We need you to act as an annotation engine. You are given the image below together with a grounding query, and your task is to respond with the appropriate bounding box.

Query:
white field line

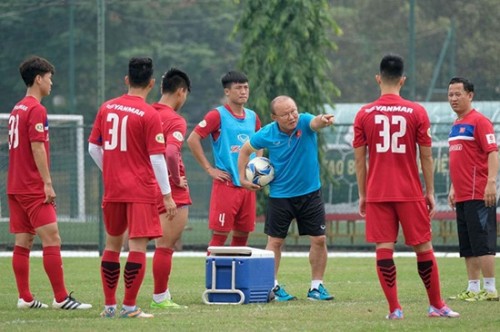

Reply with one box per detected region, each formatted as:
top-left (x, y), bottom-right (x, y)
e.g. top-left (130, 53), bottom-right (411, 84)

top-left (0, 251), bottom-right (468, 258)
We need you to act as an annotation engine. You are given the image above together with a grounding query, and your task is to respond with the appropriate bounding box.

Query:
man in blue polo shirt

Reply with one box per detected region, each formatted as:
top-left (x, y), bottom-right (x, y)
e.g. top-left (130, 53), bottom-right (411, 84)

top-left (238, 95), bottom-right (335, 301)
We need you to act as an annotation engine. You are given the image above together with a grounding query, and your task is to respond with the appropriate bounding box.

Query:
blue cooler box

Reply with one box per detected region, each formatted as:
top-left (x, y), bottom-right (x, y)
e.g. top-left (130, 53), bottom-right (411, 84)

top-left (203, 246), bottom-right (274, 304)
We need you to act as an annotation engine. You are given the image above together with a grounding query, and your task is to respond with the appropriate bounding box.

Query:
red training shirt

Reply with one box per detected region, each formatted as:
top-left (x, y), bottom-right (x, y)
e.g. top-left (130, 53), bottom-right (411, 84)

top-left (353, 94), bottom-right (432, 202)
top-left (448, 109), bottom-right (498, 202)
top-left (7, 96), bottom-right (50, 195)
top-left (88, 94), bottom-right (165, 203)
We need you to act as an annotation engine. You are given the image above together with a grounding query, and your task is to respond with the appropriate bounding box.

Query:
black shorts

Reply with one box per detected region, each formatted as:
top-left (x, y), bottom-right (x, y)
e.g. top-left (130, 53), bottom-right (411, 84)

top-left (455, 200), bottom-right (497, 257)
top-left (264, 189), bottom-right (326, 239)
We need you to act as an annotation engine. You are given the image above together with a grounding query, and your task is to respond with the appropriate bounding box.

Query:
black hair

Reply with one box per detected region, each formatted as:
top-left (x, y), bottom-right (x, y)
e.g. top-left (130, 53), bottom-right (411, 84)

top-left (128, 57), bottom-right (153, 88)
top-left (161, 67), bottom-right (191, 94)
top-left (19, 56), bottom-right (55, 87)
top-left (221, 70), bottom-right (248, 89)
top-left (379, 54), bottom-right (404, 83)
top-left (449, 77), bottom-right (474, 93)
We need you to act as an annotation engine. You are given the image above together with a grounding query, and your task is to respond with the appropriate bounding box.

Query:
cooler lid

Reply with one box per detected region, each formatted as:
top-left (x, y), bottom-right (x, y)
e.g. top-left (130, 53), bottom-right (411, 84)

top-left (207, 246), bottom-right (274, 258)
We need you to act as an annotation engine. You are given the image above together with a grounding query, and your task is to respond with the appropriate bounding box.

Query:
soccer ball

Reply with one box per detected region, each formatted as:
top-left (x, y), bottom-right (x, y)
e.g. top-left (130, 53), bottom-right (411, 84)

top-left (245, 157), bottom-right (275, 187)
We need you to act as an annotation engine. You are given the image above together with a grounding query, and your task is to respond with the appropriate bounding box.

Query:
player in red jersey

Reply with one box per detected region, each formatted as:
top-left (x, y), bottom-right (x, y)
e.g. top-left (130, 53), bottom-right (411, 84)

top-left (353, 54), bottom-right (458, 319)
top-left (88, 57), bottom-right (176, 319)
top-left (447, 77), bottom-right (498, 302)
top-left (187, 71), bottom-right (261, 250)
top-left (7, 56), bottom-right (91, 310)
top-left (150, 68), bottom-right (191, 309)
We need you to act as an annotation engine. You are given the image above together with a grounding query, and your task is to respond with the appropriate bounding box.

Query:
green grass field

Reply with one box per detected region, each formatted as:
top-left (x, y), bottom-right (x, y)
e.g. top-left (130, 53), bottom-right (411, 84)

top-left (0, 256), bottom-right (499, 331)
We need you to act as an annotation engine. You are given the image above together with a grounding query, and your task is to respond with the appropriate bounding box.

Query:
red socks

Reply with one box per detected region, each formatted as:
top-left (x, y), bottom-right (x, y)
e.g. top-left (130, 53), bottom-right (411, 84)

top-left (123, 251), bottom-right (146, 307)
top-left (417, 250), bottom-right (444, 309)
top-left (101, 250), bottom-right (121, 305)
top-left (208, 233), bottom-right (227, 247)
top-left (376, 248), bottom-right (401, 312)
top-left (12, 246), bottom-right (32, 302)
top-left (153, 247), bottom-right (174, 294)
top-left (230, 235), bottom-right (248, 246)
top-left (43, 246), bottom-right (68, 302)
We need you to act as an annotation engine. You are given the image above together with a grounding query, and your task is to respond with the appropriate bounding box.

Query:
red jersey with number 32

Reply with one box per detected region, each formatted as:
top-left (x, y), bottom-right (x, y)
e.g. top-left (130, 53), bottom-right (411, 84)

top-left (7, 96), bottom-right (50, 195)
top-left (88, 94), bottom-right (165, 203)
top-left (353, 94), bottom-right (432, 202)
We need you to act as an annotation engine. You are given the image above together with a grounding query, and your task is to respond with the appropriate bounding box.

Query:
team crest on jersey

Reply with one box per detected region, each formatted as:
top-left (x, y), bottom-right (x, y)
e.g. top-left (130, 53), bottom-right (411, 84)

top-left (35, 123), bottom-right (44, 132)
top-left (237, 134), bottom-right (249, 143)
top-left (173, 131), bottom-right (184, 142)
top-left (486, 134), bottom-right (496, 144)
top-left (198, 120), bottom-right (207, 128)
top-left (156, 133), bottom-right (165, 143)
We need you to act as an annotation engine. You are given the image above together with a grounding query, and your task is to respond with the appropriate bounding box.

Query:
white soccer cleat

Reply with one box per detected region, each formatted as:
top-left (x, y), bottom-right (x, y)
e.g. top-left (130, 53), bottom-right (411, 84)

top-left (17, 298), bottom-right (48, 309)
top-left (52, 292), bottom-right (92, 310)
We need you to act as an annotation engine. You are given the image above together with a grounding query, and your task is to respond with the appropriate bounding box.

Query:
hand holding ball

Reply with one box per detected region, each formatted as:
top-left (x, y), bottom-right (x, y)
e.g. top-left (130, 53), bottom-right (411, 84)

top-left (245, 157), bottom-right (275, 187)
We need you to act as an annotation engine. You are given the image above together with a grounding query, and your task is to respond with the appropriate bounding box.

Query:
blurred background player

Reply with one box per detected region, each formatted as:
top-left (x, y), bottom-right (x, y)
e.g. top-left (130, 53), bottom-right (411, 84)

top-left (150, 68), bottom-right (192, 309)
top-left (353, 54), bottom-right (458, 319)
top-left (187, 71), bottom-right (261, 250)
top-left (7, 55), bottom-right (91, 310)
top-left (238, 95), bottom-right (335, 302)
top-left (447, 77), bottom-right (498, 302)
top-left (88, 57), bottom-right (176, 318)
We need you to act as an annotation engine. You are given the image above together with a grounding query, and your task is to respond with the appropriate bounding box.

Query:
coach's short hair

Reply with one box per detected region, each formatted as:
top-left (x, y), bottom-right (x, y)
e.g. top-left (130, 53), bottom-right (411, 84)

top-left (449, 77), bottom-right (474, 93)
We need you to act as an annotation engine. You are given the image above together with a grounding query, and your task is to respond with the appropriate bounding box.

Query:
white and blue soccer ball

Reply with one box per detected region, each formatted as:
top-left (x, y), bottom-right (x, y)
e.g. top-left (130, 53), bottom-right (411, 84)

top-left (245, 156), bottom-right (275, 187)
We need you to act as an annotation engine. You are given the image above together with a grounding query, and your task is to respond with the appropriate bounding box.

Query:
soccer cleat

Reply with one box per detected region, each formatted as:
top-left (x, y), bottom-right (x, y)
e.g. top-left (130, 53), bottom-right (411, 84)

top-left (307, 284), bottom-right (334, 301)
top-left (386, 308), bottom-right (404, 320)
top-left (272, 285), bottom-right (297, 302)
top-left (150, 299), bottom-right (187, 309)
top-left (119, 307), bottom-right (154, 318)
top-left (100, 306), bottom-right (116, 318)
top-left (465, 289), bottom-right (499, 302)
top-left (17, 298), bottom-right (48, 309)
top-left (448, 290), bottom-right (478, 301)
top-left (428, 304), bottom-right (460, 318)
top-left (52, 292), bottom-right (92, 310)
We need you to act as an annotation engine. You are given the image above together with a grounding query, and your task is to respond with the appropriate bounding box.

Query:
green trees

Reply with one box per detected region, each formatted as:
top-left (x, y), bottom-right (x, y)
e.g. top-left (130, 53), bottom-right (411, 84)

top-left (235, 0), bottom-right (341, 214)
top-left (236, 0), bottom-right (341, 123)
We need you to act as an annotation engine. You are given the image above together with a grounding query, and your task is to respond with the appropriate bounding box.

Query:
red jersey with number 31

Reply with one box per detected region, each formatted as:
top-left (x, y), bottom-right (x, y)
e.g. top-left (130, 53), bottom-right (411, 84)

top-left (7, 96), bottom-right (50, 195)
top-left (353, 94), bottom-right (432, 202)
top-left (88, 94), bottom-right (165, 203)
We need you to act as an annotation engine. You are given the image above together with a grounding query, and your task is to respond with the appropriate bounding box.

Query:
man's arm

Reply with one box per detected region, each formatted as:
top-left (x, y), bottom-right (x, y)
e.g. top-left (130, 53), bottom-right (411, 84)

top-left (354, 146), bottom-right (367, 217)
top-left (31, 142), bottom-right (55, 203)
top-left (310, 113), bottom-right (335, 131)
top-left (237, 142), bottom-right (261, 191)
top-left (88, 142), bottom-right (103, 171)
top-left (419, 145), bottom-right (436, 217)
top-left (150, 153), bottom-right (176, 217)
top-left (484, 150), bottom-right (498, 207)
top-left (186, 130), bottom-right (231, 182)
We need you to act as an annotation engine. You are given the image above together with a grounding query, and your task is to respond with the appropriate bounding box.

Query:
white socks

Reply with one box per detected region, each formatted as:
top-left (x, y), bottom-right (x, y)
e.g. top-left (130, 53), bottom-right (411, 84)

top-left (311, 280), bottom-right (323, 290)
top-left (483, 278), bottom-right (497, 293)
top-left (467, 280), bottom-right (480, 293)
top-left (153, 289), bottom-right (171, 303)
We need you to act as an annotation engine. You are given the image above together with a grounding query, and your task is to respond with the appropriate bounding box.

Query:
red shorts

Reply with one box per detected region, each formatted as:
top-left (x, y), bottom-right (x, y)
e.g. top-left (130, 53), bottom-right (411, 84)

top-left (156, 184), bottom-right (192, 214)
top-left (365, 200), bottom-right (431, 246)
top-left (8, 194), bottom-right (57, 234)
top-left (208, 180), bottom-right (256, 233)
top-left (102, 201), bottom-right (162, 239)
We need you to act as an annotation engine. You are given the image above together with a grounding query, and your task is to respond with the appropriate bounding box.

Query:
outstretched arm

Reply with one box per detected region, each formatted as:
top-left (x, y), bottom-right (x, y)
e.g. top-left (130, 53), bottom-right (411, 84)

top-left (310, 113), bottom-right (335, 131)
